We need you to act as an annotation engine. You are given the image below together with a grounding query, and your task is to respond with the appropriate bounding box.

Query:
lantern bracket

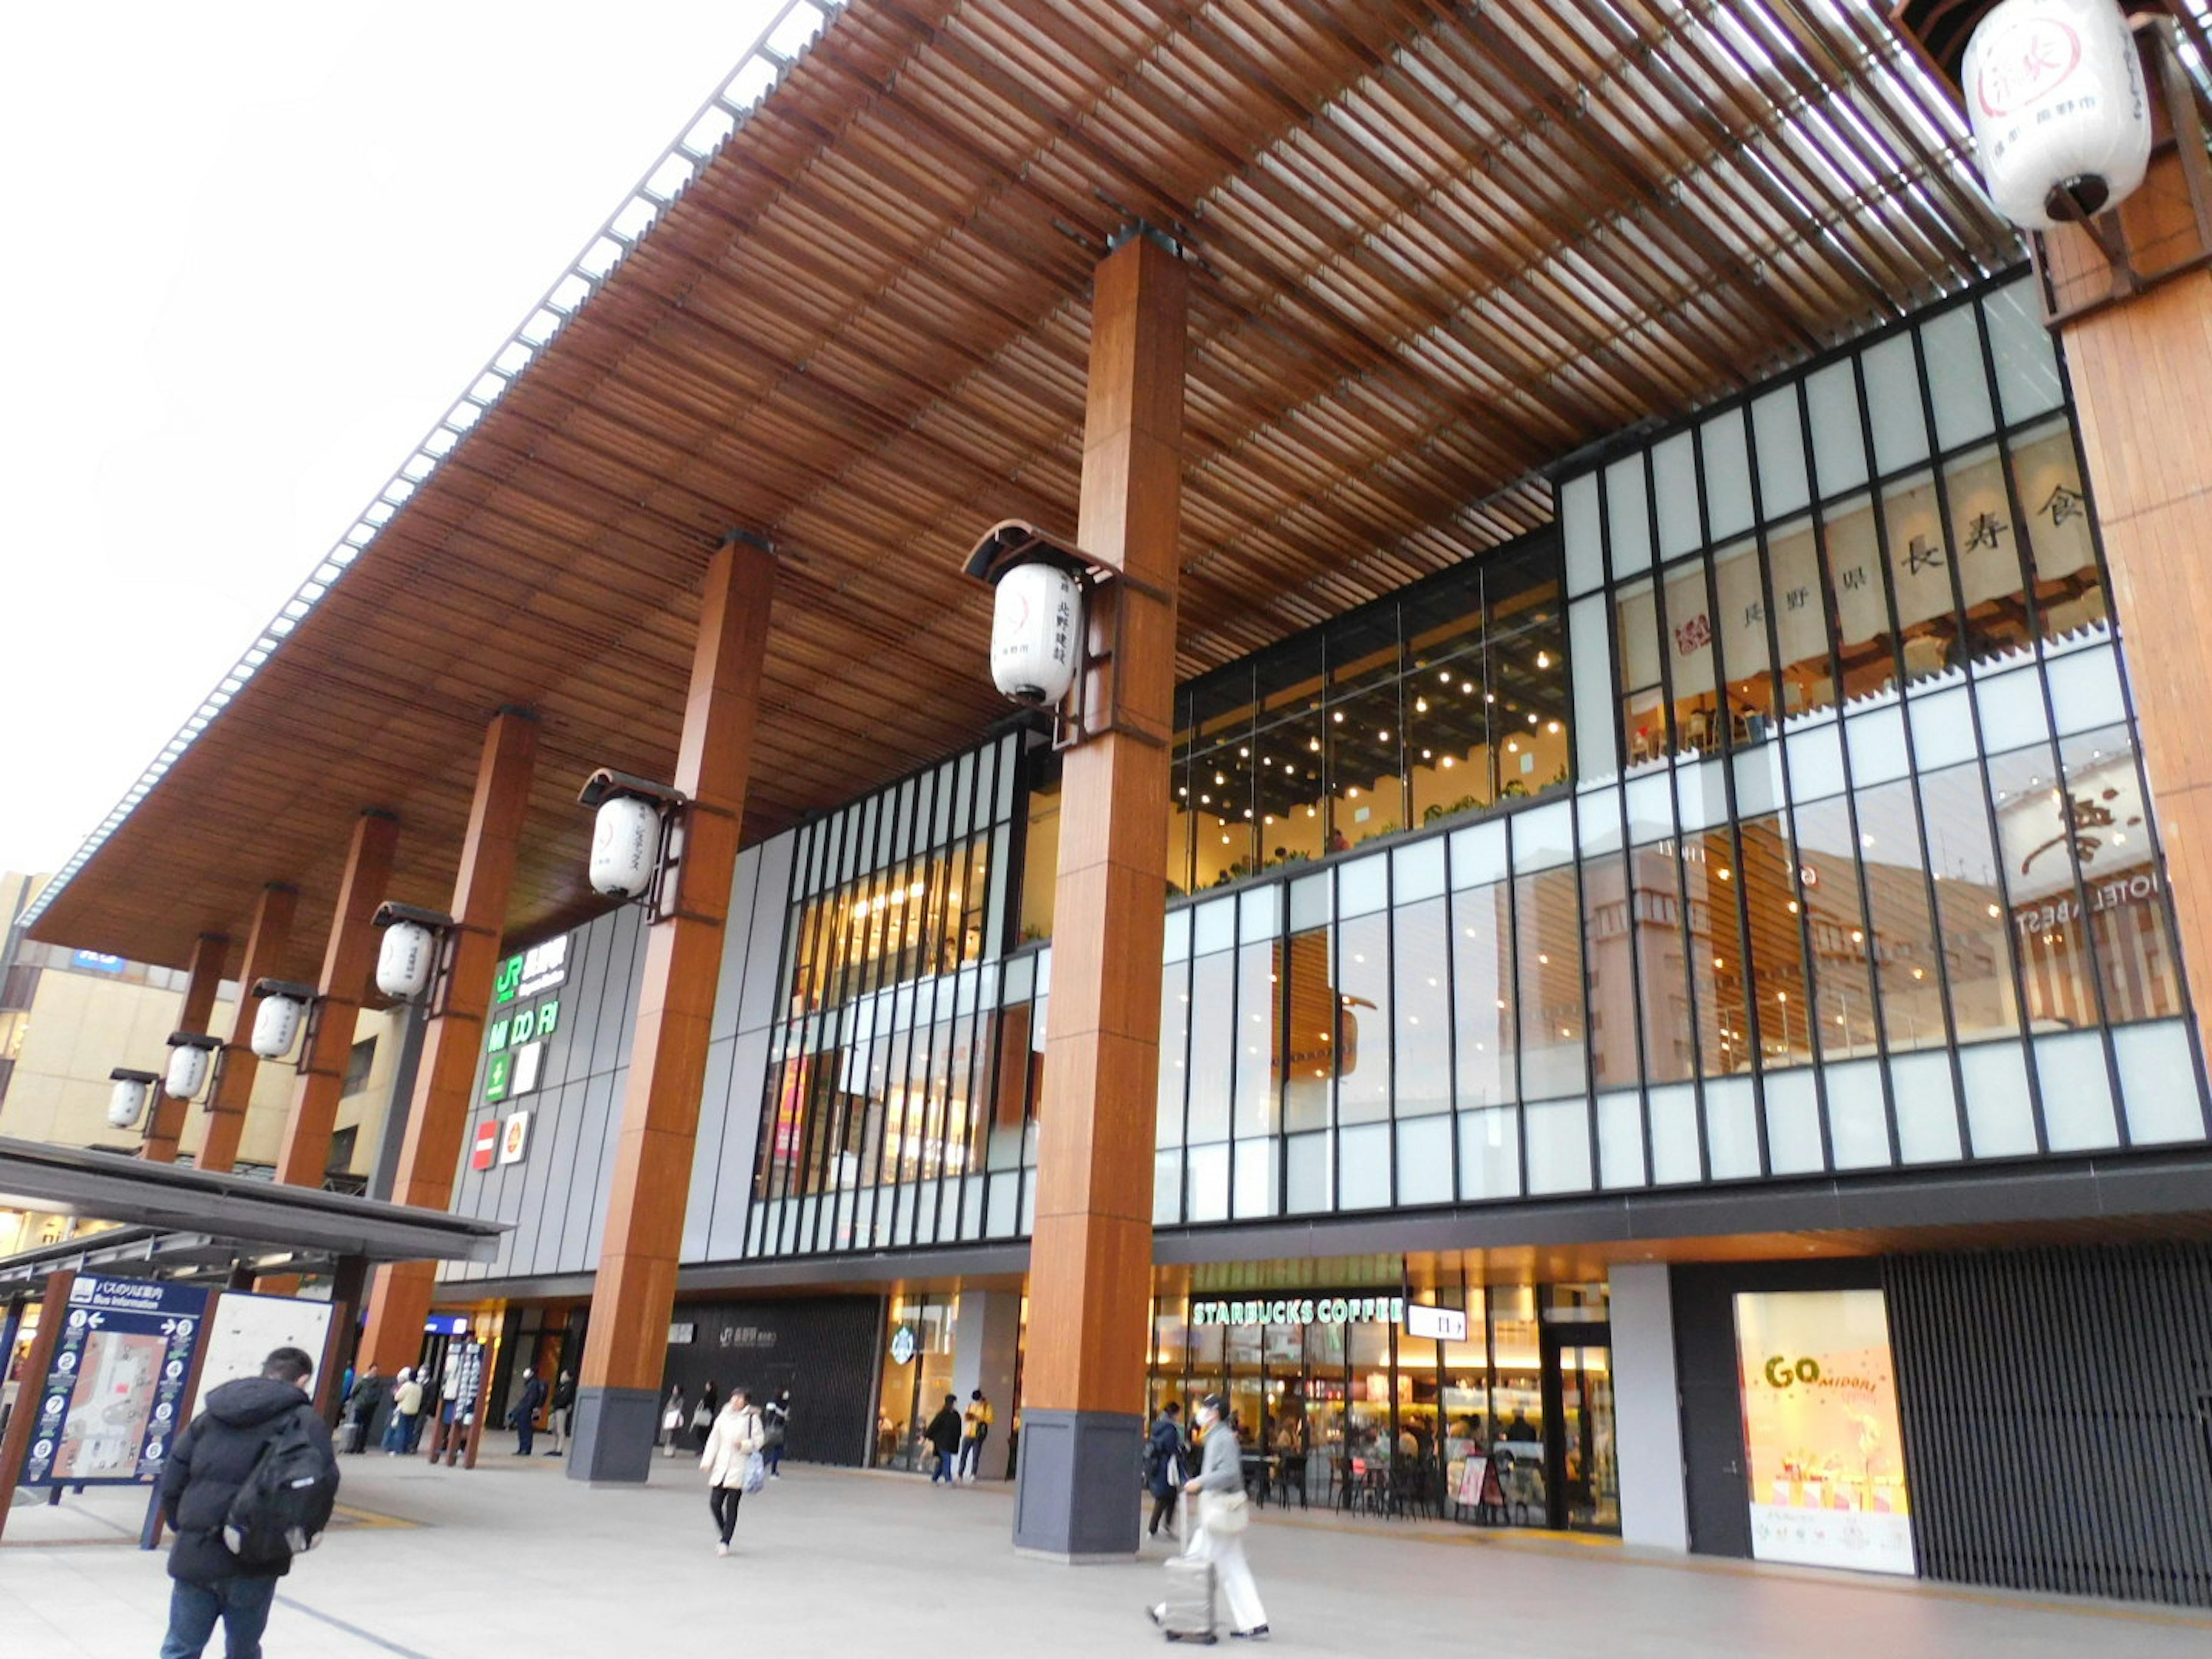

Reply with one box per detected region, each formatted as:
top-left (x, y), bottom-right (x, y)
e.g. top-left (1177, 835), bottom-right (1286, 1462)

top-left (2029, 17), bottom-right (2212, 326)
top-left (960, 520), bottom-right (1173, 752)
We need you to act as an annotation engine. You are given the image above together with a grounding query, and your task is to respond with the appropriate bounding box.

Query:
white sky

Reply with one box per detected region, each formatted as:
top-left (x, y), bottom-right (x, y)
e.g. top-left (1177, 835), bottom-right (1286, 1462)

top-left (0, 0), bottom-right (791, 877)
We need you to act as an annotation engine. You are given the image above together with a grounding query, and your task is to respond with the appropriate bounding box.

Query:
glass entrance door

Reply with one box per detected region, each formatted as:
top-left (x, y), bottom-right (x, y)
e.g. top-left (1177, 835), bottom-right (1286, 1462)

top-left (1540, 1323), bottom-right (1619, 1533)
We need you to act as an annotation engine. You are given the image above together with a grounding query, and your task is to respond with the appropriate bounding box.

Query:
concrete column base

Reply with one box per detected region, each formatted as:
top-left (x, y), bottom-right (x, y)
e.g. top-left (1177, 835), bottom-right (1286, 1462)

top-left (1010, 1407), bottom-right (1143, 1560)
top-left (566, 1384), bottom-right (660, 1485)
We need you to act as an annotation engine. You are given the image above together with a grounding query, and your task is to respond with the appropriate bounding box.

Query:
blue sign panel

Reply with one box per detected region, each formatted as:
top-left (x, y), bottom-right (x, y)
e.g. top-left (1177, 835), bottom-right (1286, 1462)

top-left (423, 1314), bottom-right (472, 1336)
top-left (70, 950), bottom-right (127, 974)
top-left (23, 1277), bottom-right (209, 1487)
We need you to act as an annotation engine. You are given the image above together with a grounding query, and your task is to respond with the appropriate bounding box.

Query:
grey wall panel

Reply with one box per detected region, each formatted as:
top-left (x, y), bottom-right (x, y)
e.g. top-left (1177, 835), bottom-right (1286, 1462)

top-left (1887, 1244), bottom-right (2212, 1607)
top-left (522, 1080), bottom-right (586, 1278)
top-left (711, 844), bottom-right (763, 1043)
top-left (681, 1035), bottom-right (737, 1263)
top-left (703, 1024), bottom-right (772, 1262)
top-left (737, 832), bottom-right (796, 1037)
top-left (582, 1063), bottom-right (630, 1264)
top-left (558, 1070), bottom-right (619, 1268)
top-left (589, 909), bottom-right (645, 1077)
top-left (664, 1295), bottom-right (882, 1468)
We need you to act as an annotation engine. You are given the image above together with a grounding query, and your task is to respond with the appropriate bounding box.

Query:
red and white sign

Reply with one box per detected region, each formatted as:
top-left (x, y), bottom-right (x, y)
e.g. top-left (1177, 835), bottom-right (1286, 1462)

top-left (469, 1120), bottom-right (498, 1172)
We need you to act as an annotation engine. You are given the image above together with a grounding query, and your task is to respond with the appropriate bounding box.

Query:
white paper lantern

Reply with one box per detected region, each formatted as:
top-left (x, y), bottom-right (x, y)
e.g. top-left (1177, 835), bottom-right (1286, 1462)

top-left (108, 1075), bottom-right (151, 1130)
top-left (990, 560), bottom-right (1083, 704)
top-left (164, 1043), bottom-right (211, 1100)
top-left (376, 919), bottom-right (438, 1000)
top-left (1965, 0), bottom-right (2152, 230)
top-left (590, 794), bottom-right (662, 898)
top-left (251, 993), bottom-right (304, 1060)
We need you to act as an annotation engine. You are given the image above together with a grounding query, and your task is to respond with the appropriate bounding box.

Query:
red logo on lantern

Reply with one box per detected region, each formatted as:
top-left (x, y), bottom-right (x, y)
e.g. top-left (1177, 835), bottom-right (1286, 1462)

top-left (1975, 18), bottom-right (2082, 119)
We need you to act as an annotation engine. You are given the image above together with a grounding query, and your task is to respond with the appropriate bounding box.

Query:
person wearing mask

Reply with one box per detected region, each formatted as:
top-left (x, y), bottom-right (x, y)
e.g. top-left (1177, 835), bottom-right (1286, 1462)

top-left (699, 1388), bottom-right (767, 1556)
top-left (384, 1368), bottom-right (423, 1456)
top-left (1150, 1394), bottom-right (1269, 1642)
top-left (957, 1389), bottom-right (995, 1482)
top-left (763, 1388), bottom-right (791, 1479)
top-left (924, 1393), bottom-right (964, 1484)
top-left (509, 1368), bottom-right (548, 1456)
top-left (158, 1346), bottom-right (340, 1659)
top-left (544, 1370), bottom-right (576, 1456)
top-left (1146, 1400), bottom-right (1187, 1541)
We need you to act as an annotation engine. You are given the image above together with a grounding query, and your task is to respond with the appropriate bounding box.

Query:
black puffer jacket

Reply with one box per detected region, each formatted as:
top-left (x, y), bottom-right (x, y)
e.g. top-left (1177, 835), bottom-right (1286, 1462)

top-left (160, 1377), bottom-right (339, 1584)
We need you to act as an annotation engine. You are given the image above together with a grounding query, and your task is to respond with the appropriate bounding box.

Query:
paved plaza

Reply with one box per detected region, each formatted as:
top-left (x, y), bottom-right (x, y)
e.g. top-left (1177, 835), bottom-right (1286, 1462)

top-left (5, 1450), bottom-right (2209, 1657)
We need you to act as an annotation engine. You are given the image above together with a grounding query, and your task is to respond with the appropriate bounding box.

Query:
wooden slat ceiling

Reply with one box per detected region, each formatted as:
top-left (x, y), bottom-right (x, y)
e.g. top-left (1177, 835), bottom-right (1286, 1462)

top-left (32, 0), bottom-right (2020, 974)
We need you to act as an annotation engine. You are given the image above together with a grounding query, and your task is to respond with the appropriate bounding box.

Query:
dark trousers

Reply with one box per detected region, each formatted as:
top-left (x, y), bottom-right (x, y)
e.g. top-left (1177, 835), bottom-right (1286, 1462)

top-left (516, 1417), bottom-right (536, 1456)
top-left (161, 1575), bottom-right (277, 1659)
top-left (1149, 1485), bottom-right (1180, 1537)
top-left (931, 1449), bottom-right (955, 1483)
top-left (710, 1484), bottom-right (744, 1544)
top-left (765, 1441), bottom-right (783, 1474)
top-left (958, 1424), bottom-right (990, 1478)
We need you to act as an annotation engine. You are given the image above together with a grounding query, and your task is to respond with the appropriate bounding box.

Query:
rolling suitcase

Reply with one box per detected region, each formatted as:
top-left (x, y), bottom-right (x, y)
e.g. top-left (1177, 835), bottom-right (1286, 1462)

top-left (1158, 1552), bottom-right (1218, 1644)
top-left (339, 1419), bottom-right (365, 1455)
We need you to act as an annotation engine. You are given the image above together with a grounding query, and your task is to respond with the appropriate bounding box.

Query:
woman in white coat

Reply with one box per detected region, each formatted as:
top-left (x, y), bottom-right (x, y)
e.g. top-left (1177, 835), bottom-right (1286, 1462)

top-left (699, 1387), bottom-right (767, 1555)
top-left (1154, 1393), bottom-right (1269, 1640)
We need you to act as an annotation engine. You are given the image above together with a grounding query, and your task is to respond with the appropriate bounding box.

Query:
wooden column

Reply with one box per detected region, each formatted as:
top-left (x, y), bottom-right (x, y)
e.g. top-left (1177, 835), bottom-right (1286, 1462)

top-left (570, 536), bottom-right (775, 1483)
top-left (1012, 230), bottom-right (1185, 1559)
top-left (2046, 150), bottom-right (2212, 1089)
top-left (196, 884), bottom-right (298, 1174)
top-left (142, 931), bottom-right (229, 1163)
top-left (359, 709), bottom-right (537, 1376)
top-left (275, 810), bottom-right (400, 1187)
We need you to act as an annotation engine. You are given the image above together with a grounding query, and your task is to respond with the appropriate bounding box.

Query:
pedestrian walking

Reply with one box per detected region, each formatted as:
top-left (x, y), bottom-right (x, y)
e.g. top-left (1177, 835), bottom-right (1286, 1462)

top-left (699, 1388), bottom-right (768, 1556)
top-left (925, 1393), bottom-right (964, 1484)
top-left (1145, 1400), bottom-right (1187, 1540)
top-left (384, 1367), bottom-right (423, 1456)
top-left (544, 1370), bottom-right (576, 1456)
top-left (1149, 1393), bottom-right (1268, 1641)
top-left (661, 1385), bottom-right (688, 1457)
top-left (957, 1389), bottom-right (995, 1481)
top-left (692, 1380), bottom-right (719, 1450)
top-left (158, 1346), bottom-right (340, 1659)
top-left (509, 1367), bottom-right (549, 1456)
top-left (339, 1363), bottom-right (387, 1455)
top-left (763, 1388), bottom-right (791, 1478)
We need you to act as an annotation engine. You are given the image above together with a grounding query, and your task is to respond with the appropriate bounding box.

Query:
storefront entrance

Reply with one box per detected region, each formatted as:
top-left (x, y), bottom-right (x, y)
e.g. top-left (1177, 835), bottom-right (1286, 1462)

top-left (1540, 1321), bottom-right (1619, 1533)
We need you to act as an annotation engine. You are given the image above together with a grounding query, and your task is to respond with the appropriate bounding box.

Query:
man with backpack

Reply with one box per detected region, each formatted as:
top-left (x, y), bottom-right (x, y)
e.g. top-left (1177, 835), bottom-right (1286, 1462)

top-left (158, 1346), bottom-right (341, 1659)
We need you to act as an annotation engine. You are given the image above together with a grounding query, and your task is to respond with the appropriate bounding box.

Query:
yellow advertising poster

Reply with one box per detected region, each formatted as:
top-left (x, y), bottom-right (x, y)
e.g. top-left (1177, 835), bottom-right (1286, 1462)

top-left (1733, 1289), bottom-right (1916, 1575)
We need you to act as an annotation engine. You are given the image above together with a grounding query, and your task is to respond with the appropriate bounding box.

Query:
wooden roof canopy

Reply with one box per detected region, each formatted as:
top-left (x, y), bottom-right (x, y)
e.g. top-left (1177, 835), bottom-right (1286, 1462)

top-left (31, 0), bottom-right (2023, 975)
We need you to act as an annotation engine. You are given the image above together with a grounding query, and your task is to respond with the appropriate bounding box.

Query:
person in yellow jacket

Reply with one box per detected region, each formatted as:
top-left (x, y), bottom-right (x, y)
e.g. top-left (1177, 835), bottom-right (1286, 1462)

top-left (957, 1389), bottom-right (995, 1482)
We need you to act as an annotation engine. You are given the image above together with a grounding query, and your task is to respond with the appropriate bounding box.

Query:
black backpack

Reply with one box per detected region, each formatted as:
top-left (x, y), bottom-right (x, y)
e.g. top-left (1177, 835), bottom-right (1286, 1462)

top-left (223, 1409), bottom-right (335, 1567)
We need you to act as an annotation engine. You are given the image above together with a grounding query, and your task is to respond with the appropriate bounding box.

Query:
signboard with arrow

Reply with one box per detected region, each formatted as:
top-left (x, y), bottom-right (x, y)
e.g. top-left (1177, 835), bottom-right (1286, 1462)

top-left (21, 1275), bottom-right (209, 1488)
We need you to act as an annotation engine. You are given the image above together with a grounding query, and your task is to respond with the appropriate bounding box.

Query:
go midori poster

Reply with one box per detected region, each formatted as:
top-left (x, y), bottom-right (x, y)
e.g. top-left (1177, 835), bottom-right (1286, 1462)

top-left (1733, 1289), bottom-right (1916, 1576)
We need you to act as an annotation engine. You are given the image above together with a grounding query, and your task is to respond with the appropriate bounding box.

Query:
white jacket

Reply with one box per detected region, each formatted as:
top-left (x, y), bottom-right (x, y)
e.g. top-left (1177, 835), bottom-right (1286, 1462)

top-left (699, 1405), bottom-right (767, 1487)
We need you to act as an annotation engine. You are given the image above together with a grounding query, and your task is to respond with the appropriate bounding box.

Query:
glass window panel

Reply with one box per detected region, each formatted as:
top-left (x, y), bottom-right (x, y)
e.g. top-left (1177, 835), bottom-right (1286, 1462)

top-left (1282, 927), bottom-right (1335, 1133)
top-left (1794, 797), bottom-right (1880, 1063)
top-left (1740, 812), bottom-right (1813, 1070)
top-left (1394, 839), bottom-right (1447, 904)
top-left (1157, 969), bottom-right (1188, 1149)
top-left (1582, 853), bottom-right (1637, 1090)
top-left (1524, 1099), bottom-right (1593, 1193)
top-left (1289, 872), bottom-right (1331, 933)
top-left (1625, 771), bottom-right (1674, 844)
top-left (1805, 361), bottom-right (1869, 498)
top-left (1910, 685), bottom-right (1977, 771)
top-left (1562, 471), bottom-right (1605, 597)
top-left (1450, 819), bottom-right (1509, 888)
top-left (1766, 518), bottom-right (1831, 719)
top-left (1890, 1048), bottom-right (1963, 1163)
top-left (1192, 734), bottom-right (1256, 889)
top-left (1331, 685), bottom-right (1405, 850)
top-left (1983, 283), bottom-right (2065, 425)
top-left (1787, 723), bottom-right (1846, 803)
top-left (2055, 726), bottom-right (2180, 1026)
top-left (1627, 843), bottom-right (1693, 1084)
top-left (1661, 560), bottom-right (1721, 758)
top-left (1570, 594), bottom-right (1618, 785)
top-left (1763, 1069), bottom-right (1824, 1175)
top-left (1854, 779), bottom-right (1949, 1054)
top-left (1615, 577), bottom-right (1668, 770)
top-left (1186, 950), bottom-right (1236, 1143)
top-left (1703, 1075), bottom-right (1761, 1179)
top-left (1285, 1129), bottom-right (1331, 1212)
top-left (1848, 704), bottom-right (1911, 787)
top-left (1255, 704), bottom-right (1328, 877)
top-left (1452, 881), bottom-right (1516, 1108)
top-left (1653, 433), bottom-right (1702, 559)
top-left (1880, 471), bottom-right (1960, 684)
top-left (1862, 332), bottom-right (1931, 476)
top-left (1397, 1114), bottom-right (1453, 1205)
top-left (2044, 646), bottom-right (2126, 736)
top-left (1340, 853), bottom-right (1389, 918)
top-left (1336, 912), bottom-right (1392, 1126)
top-left (1752, 385), bottom-right (1811, 519)
top-left (1234, 937), bottom-right (1281, 1138)
top-left (2114, 1021), bottom-right (2208, 1145)
top-left (1410, 663), bottom-right (1494, 828)
top-left (1648, 1082), bottom-right (1701, 1183)
top-left (1233, 1138), bottom-right (1278, 1219)
top-left (1516, 864), bottom-right (1586, 1099)
top-left (1512, 798), bottom-right (1576, 869)
top-left (1598, 1089), bottom-right (1647, 1188)
top-left (1994, 739), bottom-right (2097, 1033)
top-left (1821, 494), bottom-right (1892, 701)
top-left (1922, 304), bottom-right (1997, 450)
top-left (1700, 409), bottom-right (1755, 542)
top-left (1922, 761), bottom-right (2022, 1042)
top-left (1395, 899), bottom-right (1452, 1118)
top-left (2008, 419), bottom-right (2105, 643)
top-left (1960, 1039), bottom-right (2037, 1158)
top-left (1824, 1058), bottom-right (1892, 1169)
top-left (1459, 1107), bottom-right (1521, 1198)
top-left (1605, 456), bottom-right (1654, 577)
top-left (1941, 445), bottom-right (2035, 664)
top-left (1186, 1142), bottom-right (1230, 1224)
top-left (1688, 826), bottom-right (1749, 1077)
top-left (2036, 1029), bottom-right (2119, 1152)
top-left (1713, 539), bottom-right (1777, 736)
top-left (1339, 1122), bottom-right (1391, 1209)
top-left (1193, 896), bottom-right (1236, 957)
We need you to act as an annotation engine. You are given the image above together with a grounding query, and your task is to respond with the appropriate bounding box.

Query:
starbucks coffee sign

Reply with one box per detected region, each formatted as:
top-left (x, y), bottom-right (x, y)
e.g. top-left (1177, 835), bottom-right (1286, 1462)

top-left (1190, 1294), bottom-right (1406, 1329)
